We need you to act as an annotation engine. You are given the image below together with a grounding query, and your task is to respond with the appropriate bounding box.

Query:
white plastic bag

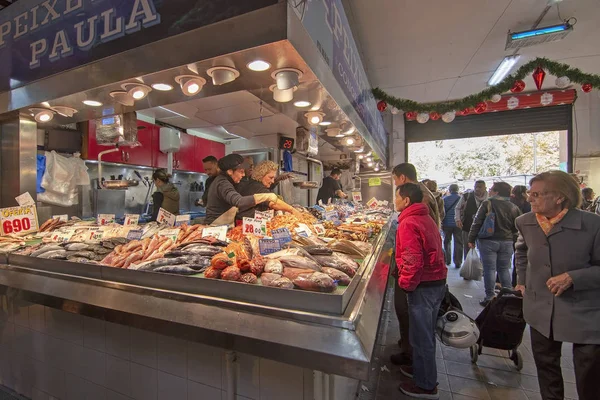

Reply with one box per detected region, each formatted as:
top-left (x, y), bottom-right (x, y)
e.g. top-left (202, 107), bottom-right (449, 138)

top-left (460, 248), bottom-right (483, 281)
top-left (41, 151), bottom-right (76, 195)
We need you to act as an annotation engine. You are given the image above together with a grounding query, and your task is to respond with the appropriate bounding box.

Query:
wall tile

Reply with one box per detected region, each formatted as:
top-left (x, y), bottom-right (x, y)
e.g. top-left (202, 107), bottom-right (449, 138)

top-left (130, 362), bottom-right (157, 400)
top-left (31, 358), bottom-right (66, 400)
top-left (130, 328), bottom-right (157, 369)
top-left (11, 300), bottom-right (30, 328)
top-left (45, 308), bottom-right (83, 345)
top-left (32, 387), bottom-right (51, 400)
top-left (106, 354), bottom-right (131, 397)
top-left (0, 321), bottom-right (14, 347)
top-left (258, 359), bottom-right (303, 400)
top-left (83, 316), bottom-right (106, 352)
top-left (187, 342), bottom-right (222, 389)
top-left (10, 353), bottom-right (34, 395)
top-left (13, 325), bottom-right (33, 357)
top-left (45, 335), bottom-right (70, 371)
top-left (0, 345), bottom-right (13, 387)
top-left (158, 371), bottom-right (187, 400)
top-left (187, 380), bottom-right (221, 400)
top-left (66, 373), bottom-right (108, 400)
top-left (225, 353), bottom-right (259, 400)
top-left (29, 305), bottom-right (46, 333)
top-left (79, 346), bottom-right (107, 386)
top-left (157, 334), bottom-right (187, 378)
top-left (105, 322), bottom-right (130, 360)
top-left (106, 389), bottom-right (134, 400)
top-left (30, 329), bottom-right (50, 363)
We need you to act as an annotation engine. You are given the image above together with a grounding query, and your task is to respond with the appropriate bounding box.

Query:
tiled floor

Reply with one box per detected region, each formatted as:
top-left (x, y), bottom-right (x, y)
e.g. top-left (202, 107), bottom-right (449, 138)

top-left (359, 263), bottom-right (579, 400)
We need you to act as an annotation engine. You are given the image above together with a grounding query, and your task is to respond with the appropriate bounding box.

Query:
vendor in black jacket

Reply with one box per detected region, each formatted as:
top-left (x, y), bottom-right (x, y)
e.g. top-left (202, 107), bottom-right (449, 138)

top-left (236, 161), bottom-right (302, 221)
top-left (205, 154), bottom-right (280, 225)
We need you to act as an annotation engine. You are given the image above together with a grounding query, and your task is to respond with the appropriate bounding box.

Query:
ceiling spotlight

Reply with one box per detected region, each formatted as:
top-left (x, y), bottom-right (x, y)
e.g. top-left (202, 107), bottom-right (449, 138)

top-left (374, 165), bottom-right (380, 172)
top-left (110, 91), bottom-right (135, 106)
top-left (151, 83), bottom-right (173, 91)
top-left (366, 157), bottom-right (373, 162)
top-left (345, 137), bottom-right (355, 146)
top-left (83, 100), bottom-right (102, 107)
top-left (367, 162), bottom-right (373, 167)
top-left (319, 121), bottom-right (332, 126)
top-left (30, 108), bottom-right (55, 123)
top-left (247, 60), bottom-right (271, 72)
top-left (121, 83), bottom-right (152, 100)
top-left (343, 125), bottom-right (356, 135)
top-left (293, 100), bottom-right (311, 108)
top-left (272, 68), bottom-right (303, 90)
top-left (175, 75), bottom-right (207, 96)
top-left (325, 128), bottom-right (341, 137)
top-left (270, 84), bottom-right (296, 103)
top-left (51, 106), bottom-right (78, 118)
top-left (207, 66), bottom-right (240, 85)
top-left (354, 147), bottom-right (364, 153)
top-left (305, 111), bottom-right (324, 126)
top-left (358, 155), bottom-right (364, 160)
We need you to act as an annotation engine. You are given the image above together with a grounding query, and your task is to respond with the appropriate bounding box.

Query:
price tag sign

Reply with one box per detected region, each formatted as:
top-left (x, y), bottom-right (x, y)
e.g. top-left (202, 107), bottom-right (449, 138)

top-left (243, 217), bottom-right (266, 236)
top-left (258, 238), bottom-right (282, 255)
top-left (123, 214), bottom-right (140, 226)
top-left (202, 226), bottom-right (228, 241)
top-left (158, 228), bottom-right (180, 242)
top-left (313, 223), bottom-right (326, 235)
top-left (97, 214), bottom-right (115, 225)
top-left (368, 177), bottom-right (382, 187)
top-left (156, 208), bottom-right (176, 226)
top-left (351, 192), bottom-right (362, 202)
top-left (366, 197), bottom-right (378, 209)
top-left (52, 214), bottom-right (69, 222)
top-left (294, 227), bottom-right (309, 237)
top-left (16, 192), bottom-right (36, 207)
top-left (324, 210), bottom-right (338, 221)
top-left (127, 230), bottom-right (144, 241)
top-left (175, 214), bottom-right (191, 227)
top-left (50, 231), bottom-right (74, 243)
top-left (254, 210), bottom-right (274, 220)
top-left (271, 227), bottom-right (292, 244)
top-left (0, 205), bottom-right (39, 236)
top-left (87, 229), bottom-right (103, 241)
top-left (297, 223), bottom-right (313, 237)
top-left (383, 200), bottom-right (389, 207)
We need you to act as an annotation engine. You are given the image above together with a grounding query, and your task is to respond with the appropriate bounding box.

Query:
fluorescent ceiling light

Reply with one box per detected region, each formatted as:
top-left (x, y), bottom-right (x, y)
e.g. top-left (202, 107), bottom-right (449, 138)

top-left (83, 100), bottom-right (103, 107)
top-left (510, 24), bottom-right (569, 40)
top-left (345, 137), bottom-right (355, 146)
top-left (293, 100), bottom-right (311, 108)
top-left (319, 121), bottom-right (331, 126)
top-left (488, 55), bottom-right (520, 86)
top-left (354, 147), bottom-right (364, 153)
top-left (152, 83), bottom-right (173, 91)
top-left (367, 162), bottom-right (373, 167)
top-left (247, 60), bottom-right (271, 71)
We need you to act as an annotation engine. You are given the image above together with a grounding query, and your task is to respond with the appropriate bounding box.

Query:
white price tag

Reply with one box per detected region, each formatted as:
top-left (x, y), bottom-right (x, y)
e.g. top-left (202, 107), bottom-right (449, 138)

top-left (15, 192), bottom-right (36, 207)
top-left (254, 210), bottom-right (274, 220)
top-left (88, 230), bottom-right (104, 241)
top-left (97, 214), bottom-right (115, 225)
top-left (351, 191), bottom-right (362, 202)
top-left (313, 223), bottom-right (326, 235)
top-left (0, 205), bottom-right (39, 236)
top-left (242, 217), bottom-right (266, 236)
top-left (158, 228), bottom-right (180, 242)
top-left (175, 214), bottom-right (191, 227)
top-left (201, 225), bottom-right (228, 241)
top-left (52, 214), bottom-right (69, 222)
top-left (50, 231), bottom-right (74, 243)
top-left (383, 200), bottom-right (389, 207)
top-left (297, 223), bottom-right (313, 237)
top-left (366, 197), bottom-right (378, 209)
top-left (123, 214), bottom-right (140, 226)
top-left (156, 208), bottom-right (176, 226)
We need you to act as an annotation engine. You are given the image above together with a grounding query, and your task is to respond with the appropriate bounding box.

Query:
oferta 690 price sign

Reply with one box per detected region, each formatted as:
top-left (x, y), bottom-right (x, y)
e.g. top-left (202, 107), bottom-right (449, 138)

top-left (0, 205), bottom-right (39, 236)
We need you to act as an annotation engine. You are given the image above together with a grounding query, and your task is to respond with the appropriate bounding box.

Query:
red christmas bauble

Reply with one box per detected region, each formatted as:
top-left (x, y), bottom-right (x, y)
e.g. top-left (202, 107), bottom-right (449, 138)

top-left (474, 102), bottom-right (488, 114)
top-left (582, 83), bottom-right (593, 93)
top-left (405, 111), bottom-right (417, 120)
top-left (429, 112), bottom-right (441, 120)
top-left (510, 80), bottom-right (526, 93)
top-left (458, 108), bottom-right (471, 116)
top-left (377, 100), bottom-right (387, 112)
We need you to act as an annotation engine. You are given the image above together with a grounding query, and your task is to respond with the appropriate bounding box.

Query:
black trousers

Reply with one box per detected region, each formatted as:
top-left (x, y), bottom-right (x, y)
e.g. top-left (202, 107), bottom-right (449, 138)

top-left (394, 277), bottom-right (412, 354)
top-left (531, 327), bottom-right (600, 400)
top-left (442, 226), bottom-right (463, 267)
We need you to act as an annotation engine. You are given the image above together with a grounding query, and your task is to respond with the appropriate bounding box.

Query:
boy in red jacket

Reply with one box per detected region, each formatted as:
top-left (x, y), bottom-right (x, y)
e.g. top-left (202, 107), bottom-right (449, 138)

top-left (395, 183), bottom-right (447, 399)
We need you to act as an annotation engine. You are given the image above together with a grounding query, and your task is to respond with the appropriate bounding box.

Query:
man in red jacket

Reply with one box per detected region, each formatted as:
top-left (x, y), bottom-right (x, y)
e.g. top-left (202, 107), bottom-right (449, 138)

top-left (395, 183), bottom-right (447, 399)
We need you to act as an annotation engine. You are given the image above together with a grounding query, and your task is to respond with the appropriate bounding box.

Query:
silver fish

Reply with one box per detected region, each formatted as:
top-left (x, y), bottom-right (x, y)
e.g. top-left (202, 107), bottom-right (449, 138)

top-left (31, 245), bottom-right (63, 257)
top-left (277, 255), bottom-right (321, 272)
top-left (68, 251), bottom-right (96, 259)
top-left (152, 265), bottom-right (199, 275)
top-left (293, 272), bottom-right (336, 293)
top-left (264, 259), bottom-right (284, 275)
top-left (38, 250), bottom-right (67, 259)
top-left (64, 243), bottom-right (90, 251)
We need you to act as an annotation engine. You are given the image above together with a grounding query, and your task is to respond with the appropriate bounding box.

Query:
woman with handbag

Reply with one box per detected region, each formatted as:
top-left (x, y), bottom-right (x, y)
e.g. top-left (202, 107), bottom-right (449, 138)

top-left (468, 182), bottom-right (522, 306)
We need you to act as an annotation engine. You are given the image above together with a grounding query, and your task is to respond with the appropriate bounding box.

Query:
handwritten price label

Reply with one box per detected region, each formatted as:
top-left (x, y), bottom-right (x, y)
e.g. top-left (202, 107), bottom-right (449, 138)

top-left (175, 214), bottom-right (191, 227)
top-left (97, 214), bottom-right (115, 225)
top-left (52, 214), bottom-right (69, 222)
top-left (313, 223), bottom-right (326, 235)
top-left (366, 197), bottom-right (378, 209)
top-left (254, 210), bottom-right (274, 220)
top-left (127, 230), bottom-right (144, 241)
top-left (258, 238), bottom-right (282, 255)
top-left (50, 231), bottom-right (74, 243)
top-left (158, 228), bottom-right (180, 242)
top-left (201, 225), bottom-right (228, 241)
top-left (87, 229), bottom-right (103, 241)
top-left (351, 192), bottom-right (362, 202)
top-left (242, 217), bottom-right (266, 236)
top-left (0, 205), bottom-right (39, 236)
top-left (15, 192), bottom-right (36, 207)
top-left (156, 208), bottom-right (176, 226)
top-left (123, 214), bottom-right (139, 226)
top-left (271, 227), bottom-right (292, 244)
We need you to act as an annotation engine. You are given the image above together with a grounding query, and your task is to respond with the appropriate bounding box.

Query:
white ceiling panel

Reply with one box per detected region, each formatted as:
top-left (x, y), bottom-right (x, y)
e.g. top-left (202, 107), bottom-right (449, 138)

top-left (196, 102), bottom-right (274, 126)
top-left (185, 91), bottom-right (260, 112)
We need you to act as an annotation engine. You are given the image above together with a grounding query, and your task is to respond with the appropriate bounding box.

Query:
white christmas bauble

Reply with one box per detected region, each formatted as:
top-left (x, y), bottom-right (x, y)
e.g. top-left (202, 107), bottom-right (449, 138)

top-left (416, 113), bottom-right (430, 124)
top-left (441, 111), bottom-right (456, 123)
top-left (540, 92), bottom-right (553, 106)
top-left (555, 76), bottom-right (571, 89)
top-left (490, 94), bottom-right (502, 103)
top-left (507, 97), bottom-right (519, 110)
top-left (391, 107), bottom-right (400, 115)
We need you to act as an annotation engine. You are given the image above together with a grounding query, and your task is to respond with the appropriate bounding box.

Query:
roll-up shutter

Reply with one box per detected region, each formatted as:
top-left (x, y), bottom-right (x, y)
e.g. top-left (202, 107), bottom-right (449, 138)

top-left (405, 105), bottom-right (572, 143)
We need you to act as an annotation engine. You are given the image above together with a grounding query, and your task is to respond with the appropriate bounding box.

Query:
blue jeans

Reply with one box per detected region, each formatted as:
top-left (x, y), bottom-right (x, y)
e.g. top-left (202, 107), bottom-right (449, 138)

top-left (407, 283), bottom-right (445, 390)
top-left (478, 239), bottom-right (514, 299)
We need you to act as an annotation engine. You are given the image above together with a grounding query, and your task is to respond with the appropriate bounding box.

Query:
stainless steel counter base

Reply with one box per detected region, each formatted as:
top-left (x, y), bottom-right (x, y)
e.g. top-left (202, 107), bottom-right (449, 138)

top-left (0, 222), bottom-right (393, 381)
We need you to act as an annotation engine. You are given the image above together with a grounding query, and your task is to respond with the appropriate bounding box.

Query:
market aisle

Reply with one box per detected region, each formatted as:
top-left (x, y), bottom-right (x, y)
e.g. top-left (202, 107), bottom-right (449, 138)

top-left (359, 265), bottom-right (579, 400)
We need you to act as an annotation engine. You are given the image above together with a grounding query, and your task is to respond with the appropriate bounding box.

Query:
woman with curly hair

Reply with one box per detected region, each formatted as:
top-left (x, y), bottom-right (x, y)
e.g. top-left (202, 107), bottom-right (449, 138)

top-left (235, 160), bottom-right (301, 222)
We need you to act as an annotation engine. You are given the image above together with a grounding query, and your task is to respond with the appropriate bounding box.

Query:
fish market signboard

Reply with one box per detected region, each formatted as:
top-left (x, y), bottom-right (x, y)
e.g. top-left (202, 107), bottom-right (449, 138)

top-left (0, 205), bottom-right (39, 236)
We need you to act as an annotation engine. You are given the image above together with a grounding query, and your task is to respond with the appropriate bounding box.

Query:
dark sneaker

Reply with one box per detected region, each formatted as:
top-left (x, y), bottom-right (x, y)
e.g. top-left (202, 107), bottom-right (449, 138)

top-left (398, 380), bottom-right (439, 399)
top-left (390, 352), bottom-right (412, 366)
top-left (479, 299), bottom-right (491, 307)
top-left (400, 365), bottom-right (413, 378)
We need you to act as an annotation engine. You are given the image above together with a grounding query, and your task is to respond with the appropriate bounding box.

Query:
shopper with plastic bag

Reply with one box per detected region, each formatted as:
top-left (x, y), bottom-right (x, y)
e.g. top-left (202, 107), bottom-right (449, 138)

top-left (460, 248), bottom-right (483, 281)
top-left (468, 182), bottom-right (522, 307)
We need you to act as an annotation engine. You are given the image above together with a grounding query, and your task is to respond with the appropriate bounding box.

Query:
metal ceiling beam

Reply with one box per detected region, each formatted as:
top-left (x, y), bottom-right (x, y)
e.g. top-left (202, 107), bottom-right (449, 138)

top-left (0, 1), bottom-right (12, 7)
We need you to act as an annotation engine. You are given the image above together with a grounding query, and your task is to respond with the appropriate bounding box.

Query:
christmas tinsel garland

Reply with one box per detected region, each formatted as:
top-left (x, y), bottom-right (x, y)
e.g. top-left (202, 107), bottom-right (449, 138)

top-left (372, 57), bottom-right (600, 114)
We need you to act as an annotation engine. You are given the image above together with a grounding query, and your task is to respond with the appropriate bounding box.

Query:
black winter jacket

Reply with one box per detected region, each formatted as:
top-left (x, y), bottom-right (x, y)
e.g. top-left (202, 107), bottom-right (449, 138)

top-left (468, 197), bottom-right (522, 243)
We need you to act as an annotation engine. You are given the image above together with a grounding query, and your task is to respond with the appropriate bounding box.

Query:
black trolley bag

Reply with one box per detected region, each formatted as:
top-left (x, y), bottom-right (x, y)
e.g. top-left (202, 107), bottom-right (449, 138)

top-left (470, 288), bottom-right (526, 370)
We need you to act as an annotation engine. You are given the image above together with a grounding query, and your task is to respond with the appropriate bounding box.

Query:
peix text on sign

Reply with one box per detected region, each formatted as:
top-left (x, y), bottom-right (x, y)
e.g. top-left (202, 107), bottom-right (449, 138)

top-left (0, 0), bottom-right (161, 69)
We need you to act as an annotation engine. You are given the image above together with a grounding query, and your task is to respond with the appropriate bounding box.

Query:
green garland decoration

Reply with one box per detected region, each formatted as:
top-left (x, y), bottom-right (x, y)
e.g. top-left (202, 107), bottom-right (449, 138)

top-left (372, 57), bottom-right (600, 114)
